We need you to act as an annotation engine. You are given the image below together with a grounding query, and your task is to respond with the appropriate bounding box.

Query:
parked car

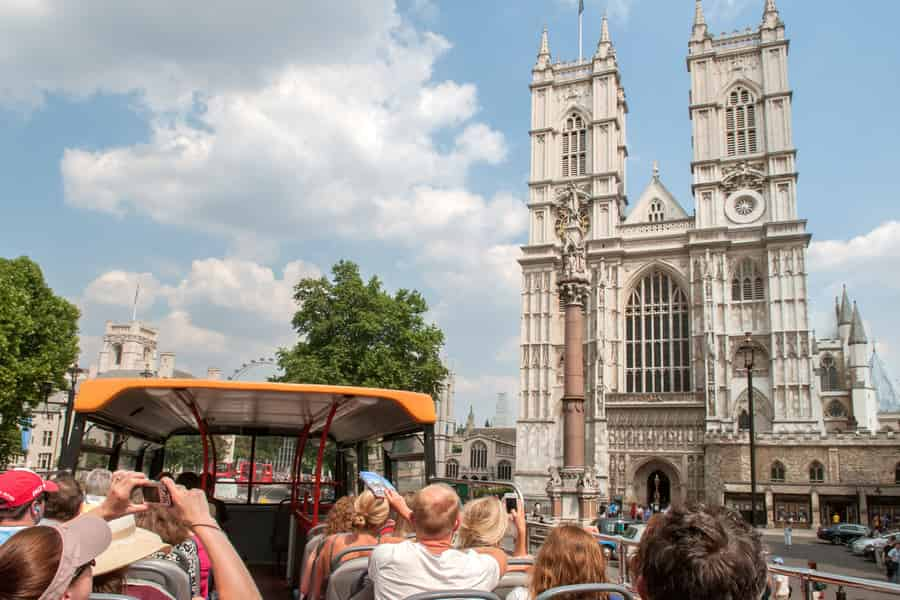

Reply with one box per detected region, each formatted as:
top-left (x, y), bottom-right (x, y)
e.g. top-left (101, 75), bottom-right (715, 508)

top-left (816, 523), bottom-right (869, 545)
top-left (865, 532), bottom-right (900, 559)
top-left (592, 518), bottom-right (638, 559)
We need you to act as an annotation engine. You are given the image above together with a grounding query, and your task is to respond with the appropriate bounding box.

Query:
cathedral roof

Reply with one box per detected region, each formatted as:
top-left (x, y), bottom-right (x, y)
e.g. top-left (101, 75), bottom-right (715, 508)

top-left (871, 349), bottom-right (900, 413)
top-left (623, 162), bottom-right (690, 225)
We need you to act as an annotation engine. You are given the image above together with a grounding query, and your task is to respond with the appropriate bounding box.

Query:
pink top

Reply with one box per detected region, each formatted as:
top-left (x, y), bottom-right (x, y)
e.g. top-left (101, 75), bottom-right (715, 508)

top-left (194, 534), bottom-right (212, 598)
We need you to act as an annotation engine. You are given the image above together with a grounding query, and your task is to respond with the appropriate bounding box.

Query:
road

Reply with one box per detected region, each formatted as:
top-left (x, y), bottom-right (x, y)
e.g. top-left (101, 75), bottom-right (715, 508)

top-left (604, 533), bottom-right (899, 600)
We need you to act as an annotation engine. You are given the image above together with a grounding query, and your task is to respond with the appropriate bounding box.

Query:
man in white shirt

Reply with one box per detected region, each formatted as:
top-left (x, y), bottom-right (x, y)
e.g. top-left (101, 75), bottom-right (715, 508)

top-left (370, 484), bottom-right (508, 600)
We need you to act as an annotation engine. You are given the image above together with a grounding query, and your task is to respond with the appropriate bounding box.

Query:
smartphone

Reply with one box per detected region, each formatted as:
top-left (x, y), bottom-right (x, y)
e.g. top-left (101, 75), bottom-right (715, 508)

top-left (503, 493), bottom-right (518, 513)
top-left (139, 482), bottom-right (172, 506)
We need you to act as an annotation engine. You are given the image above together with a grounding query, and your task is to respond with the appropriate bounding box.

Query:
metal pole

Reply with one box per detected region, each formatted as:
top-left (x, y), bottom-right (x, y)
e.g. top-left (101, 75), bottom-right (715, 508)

top-left (58, 366), bottom-right (78, 468)
top-left (748, 358), bottom-right (757, 527)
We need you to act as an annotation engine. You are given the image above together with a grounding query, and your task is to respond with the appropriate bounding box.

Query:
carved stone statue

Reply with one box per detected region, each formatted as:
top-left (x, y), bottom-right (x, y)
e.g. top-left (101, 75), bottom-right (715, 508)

top-left (555, 183), bottom-right (590, 281)
top-left (548, 466), bottom-right (563, 487)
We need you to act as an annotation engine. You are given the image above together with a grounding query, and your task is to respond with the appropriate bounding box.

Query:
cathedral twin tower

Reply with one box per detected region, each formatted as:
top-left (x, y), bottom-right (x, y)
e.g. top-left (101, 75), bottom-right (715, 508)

top-left (515, 0), bottom-right (885, 523)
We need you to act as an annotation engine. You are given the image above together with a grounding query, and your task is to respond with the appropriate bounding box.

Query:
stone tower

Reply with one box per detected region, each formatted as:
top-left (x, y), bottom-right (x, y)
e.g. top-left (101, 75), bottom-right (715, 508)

top-left (97, 320), bottom-right (159, 374)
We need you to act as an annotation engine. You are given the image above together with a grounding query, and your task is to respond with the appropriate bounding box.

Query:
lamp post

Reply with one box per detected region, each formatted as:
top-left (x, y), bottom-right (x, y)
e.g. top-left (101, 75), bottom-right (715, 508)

top-left (739, 333), bottom-right (758, 527)
top-left (60, 363), bottom-right (84, 468)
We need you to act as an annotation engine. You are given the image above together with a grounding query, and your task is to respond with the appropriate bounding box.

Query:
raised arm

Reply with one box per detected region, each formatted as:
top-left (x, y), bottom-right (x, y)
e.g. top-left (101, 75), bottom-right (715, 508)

top-left (163, 478), bottom-right (262, 600)
top-left (385, 489), bottom-right (412, 523)
top-left (510, 498), bottom-right (528, 558)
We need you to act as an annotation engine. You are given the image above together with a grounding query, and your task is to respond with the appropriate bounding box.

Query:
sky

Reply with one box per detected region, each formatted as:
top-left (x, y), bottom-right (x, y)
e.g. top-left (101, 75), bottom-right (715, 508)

top-left (2, 0), bottom-right (899, 426)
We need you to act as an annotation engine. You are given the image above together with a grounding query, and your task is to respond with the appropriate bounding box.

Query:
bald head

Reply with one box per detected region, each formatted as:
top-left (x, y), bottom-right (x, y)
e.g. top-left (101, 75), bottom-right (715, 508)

top-left (412, 484), bottom-right (460, 539)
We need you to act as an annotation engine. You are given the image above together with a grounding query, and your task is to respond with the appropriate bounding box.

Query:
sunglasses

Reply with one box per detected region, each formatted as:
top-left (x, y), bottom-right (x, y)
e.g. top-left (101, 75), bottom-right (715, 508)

top-left (73, 559), bottom-right (96, 580)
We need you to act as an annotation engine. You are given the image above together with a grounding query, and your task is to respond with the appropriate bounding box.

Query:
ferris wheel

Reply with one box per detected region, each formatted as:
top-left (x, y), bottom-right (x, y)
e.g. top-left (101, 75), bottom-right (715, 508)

top-left (227, 357), bottom-right (282, 381)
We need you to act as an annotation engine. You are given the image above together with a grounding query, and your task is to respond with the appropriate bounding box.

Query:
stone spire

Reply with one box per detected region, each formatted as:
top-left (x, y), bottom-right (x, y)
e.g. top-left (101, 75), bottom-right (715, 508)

top-left (652, 160), bottom-right (660, 180)
top-left (762, 0), bottom-right (780, 29)
top-left (595, 12), bottom-right (615, 60)
top-left (849, 302), bottom-right (868, 345)
top-left (838, 285), bottom-right (852, 325)
top-left (692, 0), bottom-right (708, 41)
top-left (535, 26), bottom-right (551, 70)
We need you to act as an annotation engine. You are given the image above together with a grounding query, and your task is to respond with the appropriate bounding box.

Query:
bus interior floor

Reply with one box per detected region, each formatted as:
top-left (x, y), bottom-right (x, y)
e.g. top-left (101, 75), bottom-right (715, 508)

top-left (249, 565), bottom-right (292, 600)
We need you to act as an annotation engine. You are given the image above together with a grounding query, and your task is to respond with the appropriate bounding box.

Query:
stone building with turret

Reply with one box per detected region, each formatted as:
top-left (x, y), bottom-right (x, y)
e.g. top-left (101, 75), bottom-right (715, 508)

top-left (516, 0), bottom-right (900, 527)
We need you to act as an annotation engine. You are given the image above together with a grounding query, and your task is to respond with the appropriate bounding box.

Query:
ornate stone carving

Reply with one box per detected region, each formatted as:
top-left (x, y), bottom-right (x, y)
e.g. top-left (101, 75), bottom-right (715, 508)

top-left (721, 161), bottom-right (766, 194)
top-left (555, 183), bottom-right (591, 283)
top-left (548, 466), bottom-right (563, 487)
top-left (555, 84), bottom-right (590, 110)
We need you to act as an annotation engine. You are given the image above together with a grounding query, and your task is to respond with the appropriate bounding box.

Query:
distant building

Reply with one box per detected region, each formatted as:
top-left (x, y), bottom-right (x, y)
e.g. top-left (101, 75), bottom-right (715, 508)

top-left (441, 406), bottom-right (516, 482)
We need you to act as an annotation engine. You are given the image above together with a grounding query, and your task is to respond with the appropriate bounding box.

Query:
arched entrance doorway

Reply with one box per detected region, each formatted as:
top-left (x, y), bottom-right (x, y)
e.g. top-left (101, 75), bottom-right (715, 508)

top-left (647, 470), bottom-right (671, 509)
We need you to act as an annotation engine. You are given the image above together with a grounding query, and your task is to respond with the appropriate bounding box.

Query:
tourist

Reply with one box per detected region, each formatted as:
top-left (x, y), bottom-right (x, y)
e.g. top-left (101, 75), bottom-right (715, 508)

top-left (832, 513), bottom-right (840, 525)
top-left (507, 524), bottom-right (621, 600)
top-left (0, 514), bottom-right (111, 600)
top-left (91, 515), bottom-right (173, 599)
top-left (84, 469), bottom-right (113, 505)
top-left (136, 503), bottom-right (202, 597)
top-left (643, 505), bottom-right (651, 522)
top-left (633, 504), bottom-right (767, 600)
top-left (0, 469), bottom-right (59, 543)
top-left (770, 557), bottom-right (790, 600)
top-left (888, 540), bottom-right (900, 584)
top-left (368, 485), bottom-right (508, 600)
top-left (457, 496), bottom-right (527, 562)
top-left (299, 495), bottom-right (355, 600)
top-left (783, 516), bottom-right (793, 547)
top-left (43, 474), bottom-right (84, 524)
top-left (630, 502), bottom-right (637, 520)
top-left (309, 490), bottom-right (393, 600)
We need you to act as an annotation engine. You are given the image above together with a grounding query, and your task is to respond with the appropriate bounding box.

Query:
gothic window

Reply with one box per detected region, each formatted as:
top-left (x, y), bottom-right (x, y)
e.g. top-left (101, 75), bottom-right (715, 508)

top-left (738, 410), bottom-right (751, 431)
top-left (445, 459), bottom-right (459, 479)
top-left (561, 113), bottom-right (588, 178)
top-left (726, 87), bottom-right (759, 156)
top-left (770, 461), bottom-right (786, 483)
top-left (809, 461), bottom-right (825, 483)
top-left (470, 441), bottom-right (488, 470)
top-left (648, 200), bottom-right (665, 223)
top-left (112, 344), bottom-right (123, 366)
top-left (497, 460), bottom-right (512, 480)
top-left (625, 271), bottom-right (691, 393)
top-left (825, 399), bottom-right (847, 418)
top-left (820, 356), bottom-right (839, 391)
top-left (731, 259), bottom-right (764, 302)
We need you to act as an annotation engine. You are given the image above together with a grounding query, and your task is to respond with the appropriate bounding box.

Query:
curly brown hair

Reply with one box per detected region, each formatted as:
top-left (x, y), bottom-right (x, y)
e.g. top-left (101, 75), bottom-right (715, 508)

top-left (326, 496), bottom-right (356, 536)
top-left (135, 504), bottom-right (191, 545)
top-left (529, 525), bottom-right (609, 600)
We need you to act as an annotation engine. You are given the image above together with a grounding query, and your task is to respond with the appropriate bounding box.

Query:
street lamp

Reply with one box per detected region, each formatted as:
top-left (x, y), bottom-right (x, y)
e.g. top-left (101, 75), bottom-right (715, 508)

top-left (739, 333), bottom-right (758, 527)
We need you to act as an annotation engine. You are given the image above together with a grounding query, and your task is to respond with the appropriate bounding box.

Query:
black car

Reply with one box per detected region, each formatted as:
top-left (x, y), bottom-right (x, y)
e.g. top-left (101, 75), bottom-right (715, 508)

top-left (816, 523), bottom-right (869, 544)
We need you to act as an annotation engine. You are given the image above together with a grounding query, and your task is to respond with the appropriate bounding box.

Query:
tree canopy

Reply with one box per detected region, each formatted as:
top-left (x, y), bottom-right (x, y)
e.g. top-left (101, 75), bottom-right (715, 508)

top-left (0, 257), bottom-right (80, 465)
top-left (277, 260), bottom-right (448, 396)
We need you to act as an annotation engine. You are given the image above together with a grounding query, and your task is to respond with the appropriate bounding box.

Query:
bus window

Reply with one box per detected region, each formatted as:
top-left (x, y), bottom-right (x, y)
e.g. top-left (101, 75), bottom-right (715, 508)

top-left (383, 435), bottom-right (425, 493)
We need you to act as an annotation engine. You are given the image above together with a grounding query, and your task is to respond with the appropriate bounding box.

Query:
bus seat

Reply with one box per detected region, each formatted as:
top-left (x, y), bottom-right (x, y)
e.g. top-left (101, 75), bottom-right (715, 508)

top-left (90, 595), bottom-right (139, 600)
top-left (533, 583), bottom-right (635, 600)
top-left (325, 557), bottom-right (370, 600)
top-left (493, 558), bottom-right (532, 599)
top-left (329, 545), bottom-right (377, 573)
top-left (405, 591), bottom-right (502, 600)
top-left (309, 523), bottom-right (328, 537)
top-left (126, 559), bottom-right (192, 600)
top-left (300, 534), bottom-right (326, 583)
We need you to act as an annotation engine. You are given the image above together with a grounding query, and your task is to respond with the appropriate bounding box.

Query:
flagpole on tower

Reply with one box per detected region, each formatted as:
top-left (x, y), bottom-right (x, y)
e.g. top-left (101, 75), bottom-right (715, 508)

top-left (578, 0), bottom-right (584, 62)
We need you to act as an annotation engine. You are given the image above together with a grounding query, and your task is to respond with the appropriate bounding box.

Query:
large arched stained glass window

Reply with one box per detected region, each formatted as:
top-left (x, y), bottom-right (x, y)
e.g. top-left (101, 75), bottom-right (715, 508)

top-left (625, 271), bottom-right (691, 393)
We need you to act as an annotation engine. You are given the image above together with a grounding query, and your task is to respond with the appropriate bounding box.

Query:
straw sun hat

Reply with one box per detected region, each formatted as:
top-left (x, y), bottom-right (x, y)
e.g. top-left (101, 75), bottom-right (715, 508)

top-left (94, 515), bottom-right (171, 576)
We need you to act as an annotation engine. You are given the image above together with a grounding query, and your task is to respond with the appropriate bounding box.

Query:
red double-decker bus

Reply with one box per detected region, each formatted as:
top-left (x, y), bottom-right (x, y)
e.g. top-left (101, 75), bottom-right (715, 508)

top-left (216, 460), bottom-right (274, 483)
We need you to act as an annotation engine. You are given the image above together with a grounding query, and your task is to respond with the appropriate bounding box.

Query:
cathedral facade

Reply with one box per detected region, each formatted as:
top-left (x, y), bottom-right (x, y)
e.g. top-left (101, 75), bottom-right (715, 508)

top-left (516, 0), bottom-right (900, 527)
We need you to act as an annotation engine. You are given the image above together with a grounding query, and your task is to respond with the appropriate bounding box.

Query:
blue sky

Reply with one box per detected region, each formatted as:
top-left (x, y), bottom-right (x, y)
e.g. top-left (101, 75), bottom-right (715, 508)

top-left (2, 0), bottom-right (898, 425)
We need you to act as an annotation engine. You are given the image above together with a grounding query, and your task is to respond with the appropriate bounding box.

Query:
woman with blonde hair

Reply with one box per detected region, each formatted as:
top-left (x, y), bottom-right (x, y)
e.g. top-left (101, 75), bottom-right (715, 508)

top-left (457, 496), bottom-right (527, 562)
top-left (507, 525), bottom-right (622, 600)
top-left (308, 490), bottom-right (395, 600)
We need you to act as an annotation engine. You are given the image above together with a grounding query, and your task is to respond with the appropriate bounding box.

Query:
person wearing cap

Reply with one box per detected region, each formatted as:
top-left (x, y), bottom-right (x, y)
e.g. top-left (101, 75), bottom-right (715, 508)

top-left (0, 469), bottom-right (60, 544)
top-left (770, 557), bottom-right (790, 600)
top-left (0, 513), bottom-right (112, 600)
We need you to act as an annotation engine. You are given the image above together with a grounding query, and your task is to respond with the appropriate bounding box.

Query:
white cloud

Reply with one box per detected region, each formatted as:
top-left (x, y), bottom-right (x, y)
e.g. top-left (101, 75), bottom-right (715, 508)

top-left (83, 271), bottom-right (162, 312)
top-left (454, 373), bottom-right (519, 424)
top-left (557, 0), bottom-right (633, 22)
top-left (157, 310), bottom-right (229, 355)
top-left (808, 221), bottom-right (900, 278)
top-left (704, 0), bottom-right (756, 24)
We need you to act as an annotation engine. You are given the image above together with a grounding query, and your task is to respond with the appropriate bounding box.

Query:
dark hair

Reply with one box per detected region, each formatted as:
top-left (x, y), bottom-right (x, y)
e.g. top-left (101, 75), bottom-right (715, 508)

top-left (175, 472), bottom-right (200, 490)
top-left (0, 500), bottom-right (36, 522)
top-left (634, 504), bottom-right (767, 600)
top-left (45, 475), bottom-right (84, 522)
top-left (92, 568), bottom-right (128, 595)
top-left (0, 526), bottom-right (62, 600)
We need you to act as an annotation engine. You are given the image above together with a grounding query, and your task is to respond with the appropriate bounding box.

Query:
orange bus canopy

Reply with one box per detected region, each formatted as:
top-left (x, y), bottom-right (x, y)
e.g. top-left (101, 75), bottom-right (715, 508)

top-left (74, 379), bottom-right (436, 443)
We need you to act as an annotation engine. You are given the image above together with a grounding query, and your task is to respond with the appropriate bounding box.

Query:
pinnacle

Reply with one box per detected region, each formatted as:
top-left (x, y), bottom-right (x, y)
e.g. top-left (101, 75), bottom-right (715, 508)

top-left (600, 12), bottom-right (610, 43)
top-left (849, 301), bottom-right (868, 345)
top-left (839, 285), bottom-right (852, 325)
top-left (694, 0), bottom-right (706, 26)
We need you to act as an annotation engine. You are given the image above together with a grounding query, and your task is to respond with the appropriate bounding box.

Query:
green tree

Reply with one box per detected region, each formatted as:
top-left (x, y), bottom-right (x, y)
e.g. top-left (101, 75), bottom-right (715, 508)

top-left (277, 260), bottom-right (448, 396)
top-left (164, 435), bottom-right (232, 473)
top-left (0, 257), bottom-right (80, 467)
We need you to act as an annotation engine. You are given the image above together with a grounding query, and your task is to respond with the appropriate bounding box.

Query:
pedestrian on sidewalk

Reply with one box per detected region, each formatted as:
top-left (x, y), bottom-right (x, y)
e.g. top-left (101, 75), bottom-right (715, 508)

top-left (887, 540), bottom-right (900, 584)
top-left (771, 557), bottom-right (790, 600)
top-left (783, 516), bottom-right (793, 547)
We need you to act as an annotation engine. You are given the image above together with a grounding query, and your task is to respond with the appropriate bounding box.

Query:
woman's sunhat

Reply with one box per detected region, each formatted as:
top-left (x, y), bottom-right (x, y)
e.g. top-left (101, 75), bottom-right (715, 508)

top-left (94, 514), bottom-right (171, 576)
top-left (38, 515), bottom-right (112, 600)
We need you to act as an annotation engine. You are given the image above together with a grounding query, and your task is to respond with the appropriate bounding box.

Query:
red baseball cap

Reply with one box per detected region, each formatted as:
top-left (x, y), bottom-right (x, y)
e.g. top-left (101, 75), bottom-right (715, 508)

top-left (0, 469), bottom-right (59, 509)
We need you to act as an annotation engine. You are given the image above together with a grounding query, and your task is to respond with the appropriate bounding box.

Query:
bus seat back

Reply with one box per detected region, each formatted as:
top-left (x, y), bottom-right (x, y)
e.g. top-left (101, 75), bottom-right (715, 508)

top-left (493, 570), bottom-right (529, 599)
top-left (326, 557), bottom-right (370, 600)
top-left (126, 559), bottom-right (192, 600)
top-left (534, 584), bottom-right (635, 600)
top-left (405, 592), bottom-right (502, 600)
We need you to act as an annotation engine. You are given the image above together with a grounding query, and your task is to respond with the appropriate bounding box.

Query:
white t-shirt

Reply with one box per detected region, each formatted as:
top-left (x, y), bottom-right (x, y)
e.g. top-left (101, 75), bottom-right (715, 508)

top-left (368, 540), bottom-right (501, 600)
top-left (773, 573), bottom-right (791, 598)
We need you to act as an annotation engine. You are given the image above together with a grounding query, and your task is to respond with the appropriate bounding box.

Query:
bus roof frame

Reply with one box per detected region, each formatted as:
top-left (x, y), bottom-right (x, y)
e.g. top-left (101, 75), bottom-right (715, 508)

top-left (72, 378), bottom-right (436, 444)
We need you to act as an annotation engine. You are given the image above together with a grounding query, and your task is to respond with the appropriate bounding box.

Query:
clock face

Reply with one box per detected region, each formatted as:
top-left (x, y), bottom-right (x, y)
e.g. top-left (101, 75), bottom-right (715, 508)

top-left (725, 189), bottom-right (765, 224)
